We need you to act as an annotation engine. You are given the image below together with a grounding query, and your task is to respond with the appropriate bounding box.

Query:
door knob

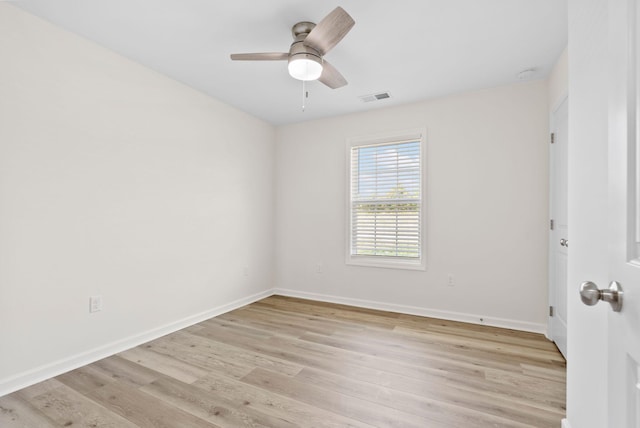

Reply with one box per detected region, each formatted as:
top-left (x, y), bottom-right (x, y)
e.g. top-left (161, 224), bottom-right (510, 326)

top-left (580, 281), bottom-right (623, 312)
top-left (560, 238), bottom-right (569, 247)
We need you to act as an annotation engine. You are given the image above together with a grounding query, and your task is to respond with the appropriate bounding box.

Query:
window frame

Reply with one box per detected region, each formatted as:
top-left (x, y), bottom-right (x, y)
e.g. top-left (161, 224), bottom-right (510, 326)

top-left (345, 128), bottom-right (427, 271)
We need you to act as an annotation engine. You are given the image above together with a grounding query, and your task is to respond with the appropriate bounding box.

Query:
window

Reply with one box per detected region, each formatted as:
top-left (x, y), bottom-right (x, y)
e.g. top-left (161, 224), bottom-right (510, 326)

top-left (347, 129), bottom-right (425, 270)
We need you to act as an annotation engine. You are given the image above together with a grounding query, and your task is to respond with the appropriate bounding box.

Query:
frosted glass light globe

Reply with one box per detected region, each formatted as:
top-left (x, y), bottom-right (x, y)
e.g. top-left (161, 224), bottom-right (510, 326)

top-left (288, 57), bottom-right (323, 81)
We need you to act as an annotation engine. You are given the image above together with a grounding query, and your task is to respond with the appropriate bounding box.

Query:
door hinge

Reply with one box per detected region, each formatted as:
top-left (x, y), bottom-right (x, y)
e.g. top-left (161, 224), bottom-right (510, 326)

top-left (549, 306), bottom-right (554, 317)
top-left (550, 219), bottom-right (555, 230)
top-left (551, 133), bottom-right (555, 144)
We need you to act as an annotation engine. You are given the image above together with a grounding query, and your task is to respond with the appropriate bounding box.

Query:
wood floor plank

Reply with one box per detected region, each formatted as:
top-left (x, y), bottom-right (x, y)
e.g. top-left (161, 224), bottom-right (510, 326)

top-left (140, 375), bottom-right (295, 428)
top-left (193, 370), bottom-right (375, 428)
top-left (304, 327), bottom-right (561, 376)
top-left (291, 347), bottom-right (565, 413)
top-left (56, 364), bottom-right (118, 394)
top-left (1, 295), bottom-right (566, 427)
top-left (145, 336), bottom-right (255, 380)
top-left (241, 367), bottom-right (436, 428)
top-left (15, 379), bottom-right (65, 400)
top-left (267, 330), bottom-right (488, 379)
top-left (392, 325), bottom-right (565, 363)
top-left (217, 310), bottom-right (333, 338)
top-left (26, 382), bottom-right (139, 428)
top-left (238, 305), bottom-right (368, 334)
top-left (195, 320), bottom-right (486, 381)
top-left (91, 354), bottom-right (162, 388)
top-left (118, 345), bottom-right (211, 384)
top-left (295, 366), bottom-right (562, 427)
top-left (252, 297), bottom-right (398, 330)
top-left (158, 330), bottom-right (304, 376)
top-left (485, 367), bottom-right (566, 393)
top-left (85, 381), bottom-right (217, 428)
top-left (299, 329), bottom-right (521, 372)
top-left (520, 362), bottom-right (567, 381)
top-left (0, 394), bottom-right (58, 428)
top-left (412, 319), bottom-right (560, 351)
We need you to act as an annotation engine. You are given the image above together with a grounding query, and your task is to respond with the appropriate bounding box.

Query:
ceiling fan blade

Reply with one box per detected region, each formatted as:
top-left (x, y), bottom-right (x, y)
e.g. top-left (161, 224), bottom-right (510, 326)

top-left (303, 7), bottom-right (355, 56)
top-left (230, 52), bottom-right (288, 61)
top-left (318, 60), bottom-right (347, 89)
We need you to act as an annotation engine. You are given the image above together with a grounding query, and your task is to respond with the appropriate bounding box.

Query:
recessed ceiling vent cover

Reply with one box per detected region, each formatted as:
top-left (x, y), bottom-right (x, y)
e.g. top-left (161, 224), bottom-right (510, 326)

top-left (517, 68), bottom-right (537, 80)
top-left (359, 91), bottom-right (391, 103)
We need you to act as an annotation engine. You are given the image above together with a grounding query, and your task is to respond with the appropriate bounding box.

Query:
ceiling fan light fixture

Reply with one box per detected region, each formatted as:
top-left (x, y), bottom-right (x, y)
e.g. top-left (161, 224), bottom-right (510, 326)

top-left (288, 55), bottom-right (323, 81)
top-left (230, 7), bottom-right (354, 88)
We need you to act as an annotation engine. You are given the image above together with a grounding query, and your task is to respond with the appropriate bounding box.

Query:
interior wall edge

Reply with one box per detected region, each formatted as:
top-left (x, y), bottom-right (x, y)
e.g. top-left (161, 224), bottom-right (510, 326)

top-left (273, 288), bottom-right (548, 335)
top-left (0, 288), bottom-right (274, 398)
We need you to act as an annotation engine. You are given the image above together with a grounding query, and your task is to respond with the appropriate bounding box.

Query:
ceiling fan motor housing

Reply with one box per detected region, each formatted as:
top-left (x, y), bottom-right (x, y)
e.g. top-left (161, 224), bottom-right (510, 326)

top-left (289, 41), bottom-right (322, 62)
top-left (289, 21), bottom-right (322, 62)
top-left (288, 21), bottom-right (323, 80)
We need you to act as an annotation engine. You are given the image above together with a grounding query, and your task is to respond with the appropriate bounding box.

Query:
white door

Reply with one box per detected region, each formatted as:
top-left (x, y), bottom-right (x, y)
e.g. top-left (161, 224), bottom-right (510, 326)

top-left (568, 0), bottom-right (640, 426)
top-left (549, 97), bottom-right (569, 359)
top-left (606, 0), bottom-right (640, 425)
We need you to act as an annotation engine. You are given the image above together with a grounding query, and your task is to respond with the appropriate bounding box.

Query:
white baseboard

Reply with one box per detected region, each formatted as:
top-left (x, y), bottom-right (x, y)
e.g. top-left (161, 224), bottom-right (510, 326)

top-left (561, 418), bottom-right (571, 428)
top-left (273, 288), bottom-right (547, 334)
top-left (1, 286), bottom-right (548, 397)
top-left (0, 288), bottom-right (273, 397)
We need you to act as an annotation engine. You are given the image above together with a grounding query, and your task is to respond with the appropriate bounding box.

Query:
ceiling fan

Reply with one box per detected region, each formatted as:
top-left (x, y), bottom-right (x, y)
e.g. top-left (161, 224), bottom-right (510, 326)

top-left (230, 6), bottom-right (355, 89)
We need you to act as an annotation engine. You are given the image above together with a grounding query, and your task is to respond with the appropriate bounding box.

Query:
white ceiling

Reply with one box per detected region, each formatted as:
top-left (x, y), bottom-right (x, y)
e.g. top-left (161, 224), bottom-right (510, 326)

top-left (14, 0), bottom-right (567, 125)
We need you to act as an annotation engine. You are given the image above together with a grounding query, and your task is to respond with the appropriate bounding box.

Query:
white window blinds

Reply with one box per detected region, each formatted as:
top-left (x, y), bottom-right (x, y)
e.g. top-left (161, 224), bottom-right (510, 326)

top-left (349, 139), bottom-right (422, 259)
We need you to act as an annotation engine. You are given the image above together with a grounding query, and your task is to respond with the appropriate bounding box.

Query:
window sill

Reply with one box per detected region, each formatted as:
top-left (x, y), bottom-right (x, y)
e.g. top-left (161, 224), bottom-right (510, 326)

top-left (346, 256), bottom-right (426, 271)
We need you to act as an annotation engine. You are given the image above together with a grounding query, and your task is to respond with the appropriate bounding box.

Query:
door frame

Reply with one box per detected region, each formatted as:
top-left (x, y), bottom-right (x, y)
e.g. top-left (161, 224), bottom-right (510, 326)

top-left (565, 0), bottom-right (611, 425)
top-left (547, 92), bottom-right (568, 357)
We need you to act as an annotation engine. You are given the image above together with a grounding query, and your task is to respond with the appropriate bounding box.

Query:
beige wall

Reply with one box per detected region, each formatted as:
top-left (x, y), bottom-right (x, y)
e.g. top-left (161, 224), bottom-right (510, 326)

top-left (275, 81), bottom-right (550, 331)
top-left (0, 4), bottom-right (275, 394)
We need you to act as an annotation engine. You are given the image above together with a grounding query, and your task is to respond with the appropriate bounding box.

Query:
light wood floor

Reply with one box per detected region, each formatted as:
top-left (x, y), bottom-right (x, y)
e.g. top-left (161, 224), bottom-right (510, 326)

top-left (0, 296), bottom-right (566, 427)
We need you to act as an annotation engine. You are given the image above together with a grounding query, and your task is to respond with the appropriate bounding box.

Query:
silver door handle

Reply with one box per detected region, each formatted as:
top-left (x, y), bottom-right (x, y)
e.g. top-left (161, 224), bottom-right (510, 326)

top-left (580, 281), bottom-right (623, 312)
top-left (560, 239), bottom-right (569, 247)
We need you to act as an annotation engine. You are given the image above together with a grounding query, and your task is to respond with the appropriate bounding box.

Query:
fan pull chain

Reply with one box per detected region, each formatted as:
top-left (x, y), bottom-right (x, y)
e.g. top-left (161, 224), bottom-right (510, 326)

top-left (301, 80), bottom-right (310, 112)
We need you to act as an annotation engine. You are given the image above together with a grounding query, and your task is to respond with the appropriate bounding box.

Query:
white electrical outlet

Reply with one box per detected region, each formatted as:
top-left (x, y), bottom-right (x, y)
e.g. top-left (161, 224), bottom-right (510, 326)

top-left (89, 295), bottom-right (102, 313)
top-left (316, 263), bottom-right (323, 274)
top-left (447, 274), bottom-right (455, 286)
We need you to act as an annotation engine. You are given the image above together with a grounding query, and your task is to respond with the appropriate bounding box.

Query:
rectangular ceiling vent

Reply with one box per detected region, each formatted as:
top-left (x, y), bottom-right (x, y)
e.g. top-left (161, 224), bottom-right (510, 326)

top-left (359, 91), bottom-right (392, 103)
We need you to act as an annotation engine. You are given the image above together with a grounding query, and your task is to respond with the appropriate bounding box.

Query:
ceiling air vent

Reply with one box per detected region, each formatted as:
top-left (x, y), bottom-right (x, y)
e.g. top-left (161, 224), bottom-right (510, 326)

top-left (359, 91), bottom-right (392, 103)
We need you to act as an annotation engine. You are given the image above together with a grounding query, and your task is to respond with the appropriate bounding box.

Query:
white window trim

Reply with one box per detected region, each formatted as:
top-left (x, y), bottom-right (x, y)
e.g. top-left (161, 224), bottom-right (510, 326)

top-left (345, 128), bottom-right (427, 271)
